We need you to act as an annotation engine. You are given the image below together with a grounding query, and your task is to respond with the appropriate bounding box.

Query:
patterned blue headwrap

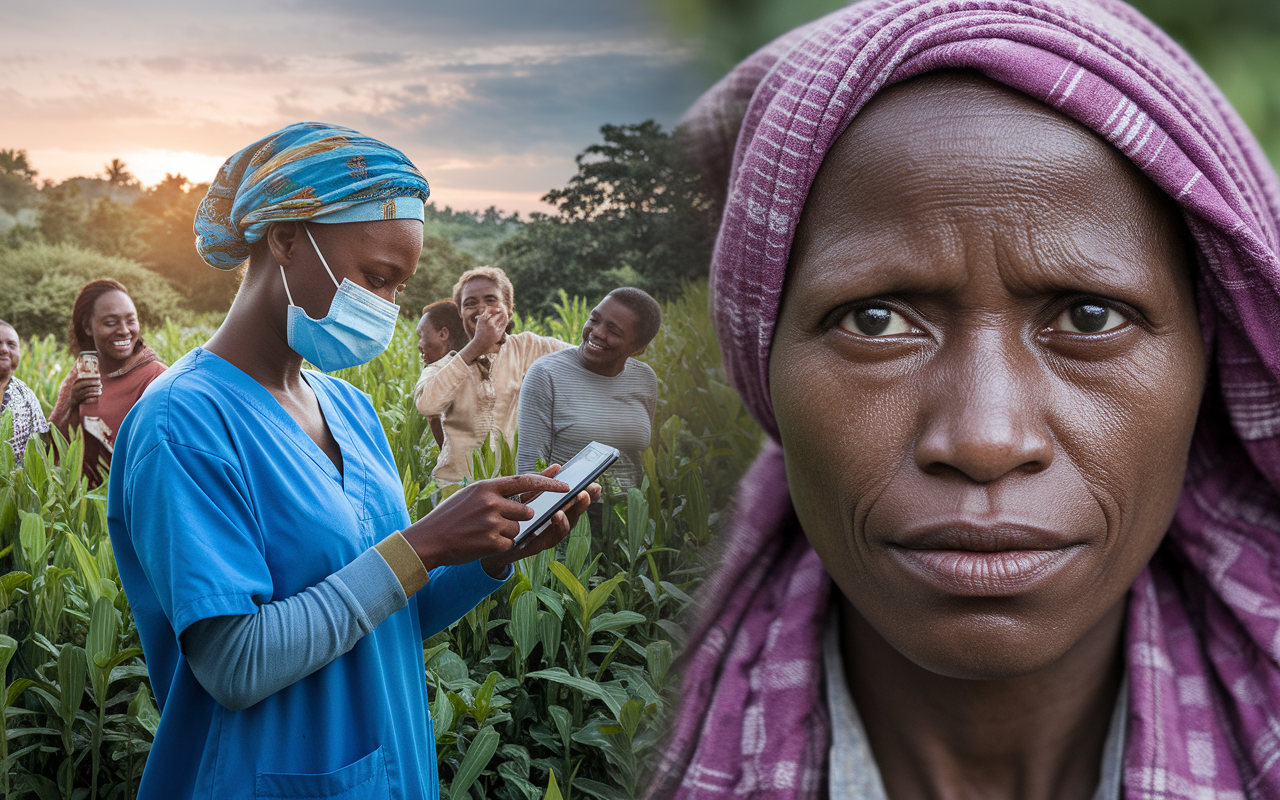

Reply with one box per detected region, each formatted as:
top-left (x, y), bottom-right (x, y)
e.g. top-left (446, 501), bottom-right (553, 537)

top-left (194, 122), bottom-right (429, 270)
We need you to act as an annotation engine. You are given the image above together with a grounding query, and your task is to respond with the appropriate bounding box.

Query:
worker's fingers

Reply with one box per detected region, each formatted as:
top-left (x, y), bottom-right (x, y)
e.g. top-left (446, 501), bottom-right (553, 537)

top-left (486, 473), bottom-right (569, 498)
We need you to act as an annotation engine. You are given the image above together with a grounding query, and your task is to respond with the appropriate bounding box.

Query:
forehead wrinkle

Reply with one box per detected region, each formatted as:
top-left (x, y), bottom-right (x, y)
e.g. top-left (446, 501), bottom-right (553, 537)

top-left (850, 75), bottom-right (1150, 209)
top-left (796, 212), bottom-right (972, 302)
top-left (793, 73), bottom-right (1192, 326)
top-left (833, 99), bottom-right (1180, 298)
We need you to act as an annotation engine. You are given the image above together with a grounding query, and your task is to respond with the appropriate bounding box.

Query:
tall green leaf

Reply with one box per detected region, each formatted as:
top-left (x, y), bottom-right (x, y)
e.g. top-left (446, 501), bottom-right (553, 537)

top-left (510, 590), bottom-right (540, 661)
top-left (56, 645), bottom-right (87, 729)
top-left (451, 725), bottom-right (500, 798)
top-left (543, 767), bottom-right (564, 800)
top-left (87, 595), bottom-right (119, 705)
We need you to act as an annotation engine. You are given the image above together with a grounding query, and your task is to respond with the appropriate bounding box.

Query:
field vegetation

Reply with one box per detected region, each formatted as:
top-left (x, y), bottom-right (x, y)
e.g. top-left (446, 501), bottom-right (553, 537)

top-left (0, 282), bottom-right (760, 799)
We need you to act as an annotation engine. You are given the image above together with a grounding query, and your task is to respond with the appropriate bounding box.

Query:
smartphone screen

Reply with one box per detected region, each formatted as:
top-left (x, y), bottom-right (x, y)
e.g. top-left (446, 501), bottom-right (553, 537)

top-left (514, 442), bottom-right (619, 543)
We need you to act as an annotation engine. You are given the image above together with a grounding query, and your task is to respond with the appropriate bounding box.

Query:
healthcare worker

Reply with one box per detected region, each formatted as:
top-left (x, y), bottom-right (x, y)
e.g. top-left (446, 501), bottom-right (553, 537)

top-left (106, 122), bottom-right (595, 800)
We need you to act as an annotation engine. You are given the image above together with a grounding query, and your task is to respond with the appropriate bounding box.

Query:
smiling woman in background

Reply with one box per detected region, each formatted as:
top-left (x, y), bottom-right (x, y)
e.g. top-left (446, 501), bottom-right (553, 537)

top-left (49, 279), bottom-right (166, 485)
top-left (516, 287), bottom-right (660, 491)
top-left (414, 266), bottom-right (571, 484)
top-left (650, 1), bottom-right (1280, 798)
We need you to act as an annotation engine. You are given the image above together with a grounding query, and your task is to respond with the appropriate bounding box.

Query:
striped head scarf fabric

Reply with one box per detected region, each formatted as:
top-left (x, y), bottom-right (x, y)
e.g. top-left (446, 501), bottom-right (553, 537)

top-left (194, 122), bottom-right (429, 270)
top-left (653, 1), bottom-right (1280, 798)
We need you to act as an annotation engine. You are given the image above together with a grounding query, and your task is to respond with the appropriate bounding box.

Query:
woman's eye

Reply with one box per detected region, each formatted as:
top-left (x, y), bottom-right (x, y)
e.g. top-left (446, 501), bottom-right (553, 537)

top-left (367, 275), bottom-right (388, 289)
top-left (1052, 302), bottom-right (1127, 334)
top-left (839, 306), bottom-right (915, 337)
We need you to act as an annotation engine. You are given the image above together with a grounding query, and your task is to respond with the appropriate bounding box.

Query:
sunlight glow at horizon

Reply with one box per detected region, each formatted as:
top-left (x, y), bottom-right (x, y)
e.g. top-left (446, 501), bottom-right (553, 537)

top-left (122, 150), bottom-right (227, 188)
top-left (1, 2), bottom-right (704, 218)
top-left (23, 147), bottom-right (559, 216)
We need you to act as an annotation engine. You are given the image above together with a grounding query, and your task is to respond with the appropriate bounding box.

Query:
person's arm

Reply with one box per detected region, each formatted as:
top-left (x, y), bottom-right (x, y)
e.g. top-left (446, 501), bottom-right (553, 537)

top-left (48, 373), bottom-right (84, 435)
top-left (515, 362), bottom-right (554, 475)
top-left (414, 354), bottom-right (471, 417)
top-left (455, 307), bottom-right (509, 366)
top-left (33, 400), bottom-right (50, 437)
top-left (171, 469), bottom-right (590, 710)
top-left (181, 518), bottom-right (530, 711)
top-left (415, 559), bottom-right (512, 639)
top-left (182, 542), bottom-right (410, 711)
top-left (643, 364), bottom-right (658, 441)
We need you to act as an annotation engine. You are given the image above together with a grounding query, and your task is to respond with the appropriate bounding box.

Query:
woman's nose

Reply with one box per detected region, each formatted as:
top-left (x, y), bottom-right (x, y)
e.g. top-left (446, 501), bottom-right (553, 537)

top-left (913, 334), bottom-right (1054, 483)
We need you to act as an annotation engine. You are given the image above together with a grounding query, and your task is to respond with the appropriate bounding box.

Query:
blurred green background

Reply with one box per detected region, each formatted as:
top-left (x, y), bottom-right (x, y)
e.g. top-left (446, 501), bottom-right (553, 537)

top-left (659, 0), bottom-right (1280, 169)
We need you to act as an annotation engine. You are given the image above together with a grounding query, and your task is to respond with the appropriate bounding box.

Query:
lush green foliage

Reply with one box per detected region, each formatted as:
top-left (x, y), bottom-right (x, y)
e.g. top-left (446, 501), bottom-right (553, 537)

top-left (0, 243), bottom-right (187, 345)
top-left (496, 122), bottom-right (718, 318)
top-left (399, 235), bottom-right (479, 320)
top-left (1, 283), bottom-right (760, 798)
top-left (0, 156), bottom-right (236, 315)
top-left (0, 151), bottom-right (39, 216)
top-left (423, 204), bottom-right (524, 265)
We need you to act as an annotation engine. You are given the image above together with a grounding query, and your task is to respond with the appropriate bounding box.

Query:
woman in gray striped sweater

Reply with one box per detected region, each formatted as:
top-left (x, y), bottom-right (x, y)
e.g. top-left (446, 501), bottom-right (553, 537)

top-left (516, 287), bottom-right (660, 490)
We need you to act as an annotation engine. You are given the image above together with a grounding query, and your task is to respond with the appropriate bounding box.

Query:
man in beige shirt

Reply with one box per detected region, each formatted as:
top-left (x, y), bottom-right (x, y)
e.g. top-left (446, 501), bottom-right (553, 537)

top-left (414, 266), bottom-right (570, 484)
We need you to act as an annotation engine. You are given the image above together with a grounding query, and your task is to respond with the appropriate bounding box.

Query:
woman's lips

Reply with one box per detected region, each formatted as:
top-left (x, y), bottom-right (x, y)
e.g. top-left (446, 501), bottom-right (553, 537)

top-left (891, 548), bottom-right (1080, 595)
top-left (887, 523), bottom-right (1086, 596)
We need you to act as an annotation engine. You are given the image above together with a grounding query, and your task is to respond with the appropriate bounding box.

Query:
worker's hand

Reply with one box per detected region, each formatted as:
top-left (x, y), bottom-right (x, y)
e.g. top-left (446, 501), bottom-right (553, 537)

top-left (470, 307), bottom-right (508, 354)
top-left (69, 374), bottom-right (103, 407)
top-left (401, 471), bottom-right (569, 573)
top-left (480, 464), bottom-right (601, 576)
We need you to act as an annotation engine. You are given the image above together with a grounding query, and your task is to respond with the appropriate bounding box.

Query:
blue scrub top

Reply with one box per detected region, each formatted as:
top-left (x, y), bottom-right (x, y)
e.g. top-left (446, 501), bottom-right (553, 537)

top-left (107, 348), bottom-right (504, 800)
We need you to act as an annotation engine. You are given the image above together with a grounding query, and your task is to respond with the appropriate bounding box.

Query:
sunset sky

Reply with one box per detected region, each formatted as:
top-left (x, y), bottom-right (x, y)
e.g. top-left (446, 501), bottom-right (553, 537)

top-left (0, 0), bottom-right (712, 215)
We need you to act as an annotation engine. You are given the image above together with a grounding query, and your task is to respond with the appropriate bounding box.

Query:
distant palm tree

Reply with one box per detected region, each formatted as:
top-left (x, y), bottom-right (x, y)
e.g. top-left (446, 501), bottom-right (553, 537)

top-left (103, 158), bottom-right (135, 187)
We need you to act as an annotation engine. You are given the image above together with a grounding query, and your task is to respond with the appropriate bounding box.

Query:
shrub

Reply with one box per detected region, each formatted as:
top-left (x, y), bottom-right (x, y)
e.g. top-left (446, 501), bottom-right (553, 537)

top-left (0, 242), bottom-right (187, 346)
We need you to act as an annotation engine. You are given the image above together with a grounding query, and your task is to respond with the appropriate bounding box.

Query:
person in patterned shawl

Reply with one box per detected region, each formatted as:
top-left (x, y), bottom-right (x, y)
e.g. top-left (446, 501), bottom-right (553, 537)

top-left (651, 2), bottom-right (1280, 799)
top-left (0, 319), bottom-right (49, 464)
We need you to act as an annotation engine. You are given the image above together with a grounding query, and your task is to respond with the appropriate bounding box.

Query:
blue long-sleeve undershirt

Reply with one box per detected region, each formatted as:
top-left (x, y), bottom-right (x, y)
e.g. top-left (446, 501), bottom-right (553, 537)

top-left (180, 547), bottom-right (405, 711)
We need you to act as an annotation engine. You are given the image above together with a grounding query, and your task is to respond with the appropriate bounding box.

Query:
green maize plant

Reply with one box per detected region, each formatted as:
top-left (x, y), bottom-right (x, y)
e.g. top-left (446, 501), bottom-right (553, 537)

top-left (0, 419), bottom-right (158, 799)
top-left (1, 280), bottom-right (762, 798)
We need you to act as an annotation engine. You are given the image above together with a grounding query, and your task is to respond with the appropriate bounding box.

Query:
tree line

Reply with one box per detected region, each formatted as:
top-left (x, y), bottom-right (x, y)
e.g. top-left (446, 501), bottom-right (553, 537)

top-left (0, 121), bottom-right (719, 339)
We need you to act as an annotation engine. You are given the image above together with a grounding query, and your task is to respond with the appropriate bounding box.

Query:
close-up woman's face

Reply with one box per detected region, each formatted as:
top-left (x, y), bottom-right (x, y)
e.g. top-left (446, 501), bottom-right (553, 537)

top-left (580, 296), bottom-right (643, 372)
top-left (459, 277), bottom-right (511, 337)
top-left (88, 290), bottom-right (141, 363)
top-left (285, 219), bottom-right (422, 319)
top-left (769, 74), bottom-right (1206, 679)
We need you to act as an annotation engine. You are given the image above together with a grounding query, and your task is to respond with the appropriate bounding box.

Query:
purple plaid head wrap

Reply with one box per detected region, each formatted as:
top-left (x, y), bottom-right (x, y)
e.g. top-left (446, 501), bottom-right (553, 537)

top-left (652, 1), bottom-right (1280, 798)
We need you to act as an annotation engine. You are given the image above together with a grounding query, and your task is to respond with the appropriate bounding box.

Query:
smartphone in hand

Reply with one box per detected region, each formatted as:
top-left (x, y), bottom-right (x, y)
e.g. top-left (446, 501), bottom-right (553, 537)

top-left (514, 442), bottom-right (619, 544)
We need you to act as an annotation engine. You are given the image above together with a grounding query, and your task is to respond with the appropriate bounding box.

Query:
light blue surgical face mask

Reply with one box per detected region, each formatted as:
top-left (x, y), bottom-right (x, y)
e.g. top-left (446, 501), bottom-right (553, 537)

top-left (279, 224), bottom-right (401, 372)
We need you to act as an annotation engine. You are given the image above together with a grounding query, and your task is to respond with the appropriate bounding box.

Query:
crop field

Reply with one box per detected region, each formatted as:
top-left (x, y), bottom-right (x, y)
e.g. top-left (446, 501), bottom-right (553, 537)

top-left (0, 282), bottom-right (762, 799)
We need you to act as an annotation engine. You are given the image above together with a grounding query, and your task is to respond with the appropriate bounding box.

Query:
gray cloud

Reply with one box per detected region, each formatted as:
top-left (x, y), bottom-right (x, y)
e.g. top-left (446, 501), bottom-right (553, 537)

top-left (330, 48), bottom-right (704, 155)
top-left (0, 0), bottom-right (717, 212)
top-left (293, 0), bottom-right (662, 41)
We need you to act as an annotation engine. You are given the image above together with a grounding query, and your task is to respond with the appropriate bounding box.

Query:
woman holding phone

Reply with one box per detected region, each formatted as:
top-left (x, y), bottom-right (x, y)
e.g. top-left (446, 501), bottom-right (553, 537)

top-left (106, 122), bottom-right (596, 799)
top-left (50, 279), bottom-right (166, 485)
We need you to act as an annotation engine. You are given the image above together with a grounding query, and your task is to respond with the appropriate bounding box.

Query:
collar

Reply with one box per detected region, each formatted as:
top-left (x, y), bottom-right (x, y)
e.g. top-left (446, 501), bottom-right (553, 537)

top-left (823, 613), bottom-right (1127, 800)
